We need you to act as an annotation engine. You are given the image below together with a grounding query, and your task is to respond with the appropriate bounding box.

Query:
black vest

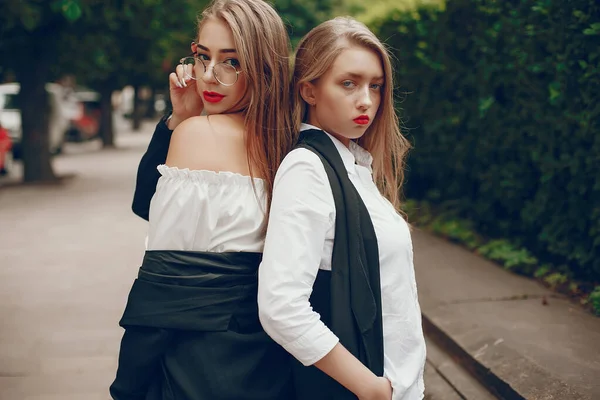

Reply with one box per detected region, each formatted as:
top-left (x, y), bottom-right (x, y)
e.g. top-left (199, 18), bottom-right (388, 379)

top-left (292, 129), bottom-right (385, 400)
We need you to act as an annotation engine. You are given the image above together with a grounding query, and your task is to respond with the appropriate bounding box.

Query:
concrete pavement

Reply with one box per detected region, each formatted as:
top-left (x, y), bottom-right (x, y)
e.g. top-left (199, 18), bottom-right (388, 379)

top-left (413, 229), bottom-right (600, 399)
top-left (0, 120), bottom-right (152, 399)
top-left (6, 116), bottom-right (596, 400)
top-left (0, 119), bottom-right (471, 399)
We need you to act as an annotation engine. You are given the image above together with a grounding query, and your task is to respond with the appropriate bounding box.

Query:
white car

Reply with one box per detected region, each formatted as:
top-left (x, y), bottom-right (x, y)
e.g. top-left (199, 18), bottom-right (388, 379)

top-left (0, 82), bottom-right (73, 158)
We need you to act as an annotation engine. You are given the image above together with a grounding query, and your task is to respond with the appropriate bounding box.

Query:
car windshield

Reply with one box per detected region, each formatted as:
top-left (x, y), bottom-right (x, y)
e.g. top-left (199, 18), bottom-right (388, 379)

top-left (0, 93), bottom-right (18, 110)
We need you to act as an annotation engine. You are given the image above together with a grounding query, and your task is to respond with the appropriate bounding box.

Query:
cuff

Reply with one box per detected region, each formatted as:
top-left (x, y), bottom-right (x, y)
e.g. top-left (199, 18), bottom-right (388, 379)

top-left (282, 322), bottom-right (339, 366)
top-left (159, 112), bottom-right (174, 132)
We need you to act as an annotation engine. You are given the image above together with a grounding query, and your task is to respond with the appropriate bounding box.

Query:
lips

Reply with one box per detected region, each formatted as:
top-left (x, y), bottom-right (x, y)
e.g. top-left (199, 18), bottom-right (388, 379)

top-left (203, 91), bottom-right (225, 103)
top-left (353, 115), bottom-right (370, 125)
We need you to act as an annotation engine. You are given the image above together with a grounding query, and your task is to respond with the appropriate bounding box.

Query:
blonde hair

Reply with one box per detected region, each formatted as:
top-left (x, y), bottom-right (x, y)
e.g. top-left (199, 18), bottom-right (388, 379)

top-left (199, 0), bottom-right (294, 211)
top-left (292, 17), bottom-right (411, 212)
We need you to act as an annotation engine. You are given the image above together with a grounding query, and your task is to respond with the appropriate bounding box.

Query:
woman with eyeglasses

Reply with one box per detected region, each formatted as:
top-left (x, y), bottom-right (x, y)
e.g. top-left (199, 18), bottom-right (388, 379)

top-left (110, 0), bottom-right (295, 399)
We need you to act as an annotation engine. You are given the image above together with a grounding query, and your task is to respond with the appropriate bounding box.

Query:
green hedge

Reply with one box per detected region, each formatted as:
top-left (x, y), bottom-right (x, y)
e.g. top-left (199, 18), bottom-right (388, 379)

top-left (370, 0), bottom-right (600, 281)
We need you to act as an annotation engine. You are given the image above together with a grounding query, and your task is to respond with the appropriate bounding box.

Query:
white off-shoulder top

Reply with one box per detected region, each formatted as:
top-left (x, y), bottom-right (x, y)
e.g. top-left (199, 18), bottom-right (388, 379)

top-left (146, 165), bottom-right (266, 252)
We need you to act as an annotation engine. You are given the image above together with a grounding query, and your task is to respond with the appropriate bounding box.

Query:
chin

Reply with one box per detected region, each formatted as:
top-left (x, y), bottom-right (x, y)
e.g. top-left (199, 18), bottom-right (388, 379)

top-left (349, 128), bottom-right (368, 139)
top-left (203, 102), bottom-right (230, 115)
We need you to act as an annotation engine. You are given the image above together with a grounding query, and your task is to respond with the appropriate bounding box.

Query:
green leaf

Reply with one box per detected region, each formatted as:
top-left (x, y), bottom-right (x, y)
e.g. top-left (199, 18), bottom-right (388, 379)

top-left (478, 96), bottom-right (495, 117)
top-left (60, 0), bottom-right (83, 22)
top-left (548, 81), bottom-right (561, 102)
top-left (534, 265), bottom-right (551, 278)
top-left (20, 6), bottom-right (42, 31)
top-left (544, 272), bottom-right (568, 288)
top-left (589, 286), bottom-right (600, 316)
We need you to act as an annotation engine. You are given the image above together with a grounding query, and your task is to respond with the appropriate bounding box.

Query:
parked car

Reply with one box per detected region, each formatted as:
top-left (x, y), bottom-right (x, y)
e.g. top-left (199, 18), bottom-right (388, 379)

top-left (0, 83), bottom-right (21, 159)
top-left (65, 88), bottom-right (101, 143)
top-left (0, 82), bottom-right (73, 158)
top-left (0, 122), bottom-right (12, 176)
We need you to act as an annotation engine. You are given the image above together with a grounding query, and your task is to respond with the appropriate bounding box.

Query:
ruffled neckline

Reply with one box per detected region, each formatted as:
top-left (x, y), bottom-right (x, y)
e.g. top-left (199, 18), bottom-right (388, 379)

top-left (157, 165), bottom-right (265, 187)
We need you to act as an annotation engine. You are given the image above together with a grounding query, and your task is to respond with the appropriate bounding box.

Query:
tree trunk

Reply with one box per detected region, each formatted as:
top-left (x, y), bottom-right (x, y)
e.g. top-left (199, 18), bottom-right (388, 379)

top-left (132, 83), bottom-right (142, 131)
top-left (17, 46), bottom-right (55, 182)
top-left (145, 87), bottom-right (156, 119)
top-left (98, 85), bottom-right (115, 148)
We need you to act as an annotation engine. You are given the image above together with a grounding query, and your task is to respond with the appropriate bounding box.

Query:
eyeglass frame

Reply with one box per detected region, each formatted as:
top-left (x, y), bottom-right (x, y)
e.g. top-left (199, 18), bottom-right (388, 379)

top-left (179, 52), bottom-right (242, 87)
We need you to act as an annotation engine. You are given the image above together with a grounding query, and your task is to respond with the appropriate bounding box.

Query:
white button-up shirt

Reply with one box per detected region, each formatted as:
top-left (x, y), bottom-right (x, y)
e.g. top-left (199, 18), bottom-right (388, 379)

top-left (258, 124), bottom-right (426, 399)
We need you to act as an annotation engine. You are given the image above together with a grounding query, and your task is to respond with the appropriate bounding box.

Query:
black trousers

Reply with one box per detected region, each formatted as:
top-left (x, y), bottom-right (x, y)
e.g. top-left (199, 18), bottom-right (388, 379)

top-left (110, 251), bottom-right (294, 400)
top-left (110, 327), bottom-right (171, 400)
top-left (110, 326), bottom-right (294, 400)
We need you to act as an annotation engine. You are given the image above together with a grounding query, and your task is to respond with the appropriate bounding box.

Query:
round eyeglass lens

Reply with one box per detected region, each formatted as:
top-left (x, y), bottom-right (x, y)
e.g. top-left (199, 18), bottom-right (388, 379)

top-left (179, 57), bottom-right (239, 86)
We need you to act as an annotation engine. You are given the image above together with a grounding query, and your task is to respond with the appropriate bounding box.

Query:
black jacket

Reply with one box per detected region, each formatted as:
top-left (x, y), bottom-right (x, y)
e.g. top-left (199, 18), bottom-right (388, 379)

top-left (131, 115), bottom-right (173, 220)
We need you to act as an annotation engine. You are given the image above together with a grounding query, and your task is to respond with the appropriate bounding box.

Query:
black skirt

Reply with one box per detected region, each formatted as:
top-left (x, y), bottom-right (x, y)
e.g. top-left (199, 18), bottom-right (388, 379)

top-left (110, 251), bottom-right (294, 400)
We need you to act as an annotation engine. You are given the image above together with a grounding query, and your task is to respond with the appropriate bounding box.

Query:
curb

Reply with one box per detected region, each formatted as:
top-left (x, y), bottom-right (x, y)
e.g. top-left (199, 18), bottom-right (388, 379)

top-left (422, 311), bottom-right (588, 400)
top-left (422, 313), bottom-right (523, 400)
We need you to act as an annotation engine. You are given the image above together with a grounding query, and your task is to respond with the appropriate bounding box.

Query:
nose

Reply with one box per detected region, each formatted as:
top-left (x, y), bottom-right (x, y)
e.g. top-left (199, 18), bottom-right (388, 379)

top-left (201, 62), bottom-right (217, 84)
top-left (357, 86), bottom-right (373, 111)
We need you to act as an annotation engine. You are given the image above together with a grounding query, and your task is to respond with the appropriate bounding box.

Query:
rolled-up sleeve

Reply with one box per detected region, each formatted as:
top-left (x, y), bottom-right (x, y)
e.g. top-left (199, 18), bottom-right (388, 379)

top-left (258, 148), bottom-right (339, 366)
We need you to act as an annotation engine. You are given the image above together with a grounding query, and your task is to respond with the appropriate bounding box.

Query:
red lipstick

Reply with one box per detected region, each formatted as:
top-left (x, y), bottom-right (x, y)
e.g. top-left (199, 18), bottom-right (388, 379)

top-left (353, 115), bottom-right (370, 125)
top-left (203, 91), bottom-right (225, 103)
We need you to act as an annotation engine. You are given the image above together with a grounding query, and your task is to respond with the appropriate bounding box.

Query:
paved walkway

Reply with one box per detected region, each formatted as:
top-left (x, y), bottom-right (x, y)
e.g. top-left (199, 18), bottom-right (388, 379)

top-left (0, 119), bottom-right (154, 399)
top-left (413, 222), bottom-right (600, 399)
top-left (0, 119), bottom-right (468, 399)
top-left (3, 118), bottom-right (597, 399)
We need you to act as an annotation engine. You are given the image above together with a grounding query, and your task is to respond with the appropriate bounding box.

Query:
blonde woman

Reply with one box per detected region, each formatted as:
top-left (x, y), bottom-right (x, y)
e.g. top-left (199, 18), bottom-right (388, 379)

top-left (110, 0), bottom-right (295, 399)
top-left (258, 17), bottom-right (426, 400)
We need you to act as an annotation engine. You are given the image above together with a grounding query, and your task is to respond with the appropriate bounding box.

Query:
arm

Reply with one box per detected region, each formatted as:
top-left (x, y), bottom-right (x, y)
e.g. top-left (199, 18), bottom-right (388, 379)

top-left (315, 345), bottom-right (392, 399)
top-left (258, 149), bottom-right (391, 400)
top-left (132, 55), bottom-right (204, 220)
top-left (131, 115), bottom-right (173, 220)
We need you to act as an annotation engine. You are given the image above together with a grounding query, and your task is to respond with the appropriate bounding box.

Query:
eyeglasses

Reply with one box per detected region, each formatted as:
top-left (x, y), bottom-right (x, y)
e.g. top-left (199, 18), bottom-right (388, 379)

top-left (179, 54), bottom-right (242, 86)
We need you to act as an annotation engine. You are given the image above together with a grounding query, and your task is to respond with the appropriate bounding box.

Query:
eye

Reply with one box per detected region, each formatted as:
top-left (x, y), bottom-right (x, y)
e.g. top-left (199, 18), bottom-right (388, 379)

top-left (342, 80), bottom-right (356, 88)
top-left (224, 58), bottom-right (240, 68)
top-left (370, 83), bottom-right (383, 90)
top-left (197, 53), bottom-right (210, 61)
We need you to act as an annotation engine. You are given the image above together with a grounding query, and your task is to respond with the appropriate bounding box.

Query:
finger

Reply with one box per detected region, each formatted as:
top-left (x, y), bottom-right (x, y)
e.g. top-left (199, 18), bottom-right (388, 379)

top-left (175, 65), bottom-right (187, 88)
top-left (169, 72), bottom-right (182, 89)
top-left (182, 64), bottom-right (194, 83)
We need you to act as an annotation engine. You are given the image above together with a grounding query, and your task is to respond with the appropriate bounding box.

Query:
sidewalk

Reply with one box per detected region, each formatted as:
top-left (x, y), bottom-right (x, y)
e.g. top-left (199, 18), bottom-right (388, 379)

top-left (1, 120), bottom-right (464, 399)
top-left (412, 228), bottom-right (600, 399)
top-left (0, 119), bottom-right (158, 399)
top-left (1, 119), bottom-right (598, 399)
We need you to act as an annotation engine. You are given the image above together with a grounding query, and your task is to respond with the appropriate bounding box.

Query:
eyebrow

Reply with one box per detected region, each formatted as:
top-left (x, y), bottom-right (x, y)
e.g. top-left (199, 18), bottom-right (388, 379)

top-left (197, 43), bottom-right (237, 54)
top-left (343, 72), bottom-right (384, 81)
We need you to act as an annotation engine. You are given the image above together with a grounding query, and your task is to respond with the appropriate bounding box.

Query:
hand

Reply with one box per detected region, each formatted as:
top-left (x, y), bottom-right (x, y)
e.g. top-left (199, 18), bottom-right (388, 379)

top-left (168, 63), bottom-right (204, 129)
top-left (358, 376), bottom-right (392, 400)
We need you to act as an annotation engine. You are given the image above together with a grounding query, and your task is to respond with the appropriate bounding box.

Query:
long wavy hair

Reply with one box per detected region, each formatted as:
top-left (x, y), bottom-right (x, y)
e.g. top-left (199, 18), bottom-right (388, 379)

top-left (199, 0), bottom-right (294, 212)
top-left (292, 17), bottom-right (411, 212)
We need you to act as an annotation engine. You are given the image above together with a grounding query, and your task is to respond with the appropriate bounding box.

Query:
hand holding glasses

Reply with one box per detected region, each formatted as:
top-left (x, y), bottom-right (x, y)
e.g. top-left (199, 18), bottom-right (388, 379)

top-left (167, 42), bottom-right (243, 129)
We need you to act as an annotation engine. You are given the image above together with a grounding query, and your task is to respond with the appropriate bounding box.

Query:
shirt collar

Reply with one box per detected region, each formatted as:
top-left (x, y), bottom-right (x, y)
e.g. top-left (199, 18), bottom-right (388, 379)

top-left (300, 123), bottom-right (373, 173)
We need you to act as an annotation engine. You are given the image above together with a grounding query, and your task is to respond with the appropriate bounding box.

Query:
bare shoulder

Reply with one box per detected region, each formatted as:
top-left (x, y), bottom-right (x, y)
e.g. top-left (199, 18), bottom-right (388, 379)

top-left (165, 115), bottom-right (248, 173)
top-left (172, 114), bottom-right (242, 138)
top-left (169, 115), bottom-right (239, 146)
